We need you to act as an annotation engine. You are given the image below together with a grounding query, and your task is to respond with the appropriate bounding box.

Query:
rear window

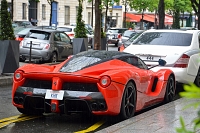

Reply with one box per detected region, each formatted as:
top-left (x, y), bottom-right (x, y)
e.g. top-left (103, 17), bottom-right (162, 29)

top-left (132, 32), bottom-right (192, 46)
top-left (57, 27), bottom-right (72, 32)
top-left (108, 29), bottom-right (127, 34)
top-left (123, 31), bottom-right (136, 37)
top-left (60, 51), bottom-right (126, 72)
top-left (26, 30), bottom-right (51, 40)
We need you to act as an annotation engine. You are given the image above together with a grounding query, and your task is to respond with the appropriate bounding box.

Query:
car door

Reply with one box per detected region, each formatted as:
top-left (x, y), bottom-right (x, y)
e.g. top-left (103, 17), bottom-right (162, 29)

top-left (54, 32), bottom-right (70, 60)
top-left (59, 32), bottom-right (73, 58)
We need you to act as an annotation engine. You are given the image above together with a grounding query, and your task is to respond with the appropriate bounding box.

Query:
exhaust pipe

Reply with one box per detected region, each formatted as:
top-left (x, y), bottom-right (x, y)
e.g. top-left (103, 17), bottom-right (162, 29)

top-left (19, 97), bottom-right (24, 104)
top-left (99, 103), bottom-right (106, 110)
top-left (13, 97), bottom-right (19, 104)
top-left (91, 103), bottom-right (97, 110)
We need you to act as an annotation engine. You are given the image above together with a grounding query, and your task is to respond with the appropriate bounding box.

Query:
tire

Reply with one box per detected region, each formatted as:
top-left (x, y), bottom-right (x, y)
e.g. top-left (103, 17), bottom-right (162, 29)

top-left (19, 58), bottom-right (26, 62)
top-left (119, 82), bottom-right (136, 120)
top-left (17, 108), bottom-right (43, 115)
top-left (49, 52), bottom-right (57, 63)
top-left (194, 68), bottom-right (200, 87)
top-left (164, 75), bottom-right (175, 103)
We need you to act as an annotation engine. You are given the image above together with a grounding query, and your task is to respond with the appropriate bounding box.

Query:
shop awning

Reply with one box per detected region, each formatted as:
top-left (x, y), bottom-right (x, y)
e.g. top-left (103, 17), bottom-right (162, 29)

top-left (124, 13), bottom-right (173, 25)
top-left (124, 13), bottom-right (141, 22)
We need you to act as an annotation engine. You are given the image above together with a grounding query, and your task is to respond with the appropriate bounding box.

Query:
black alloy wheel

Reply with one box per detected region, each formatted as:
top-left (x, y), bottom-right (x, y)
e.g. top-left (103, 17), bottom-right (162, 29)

top-left (120, 82), bottom-right (136, 120)
top-left (164, 75), bottom-right (175, 103)
top-left (50, 52), bottom-right (57, 63)
top-left (194, 68), bottom-right (200, 87)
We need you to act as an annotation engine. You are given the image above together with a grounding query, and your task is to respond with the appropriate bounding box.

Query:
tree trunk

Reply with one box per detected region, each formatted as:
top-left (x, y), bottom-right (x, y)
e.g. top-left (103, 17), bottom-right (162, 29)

top-left (94, 0), bottom-right (101, 50)
top-left (158, 0), bottom-right (165, 29)
top-left (49, 1), bottom-right (52, 26)
top-left (198, 13), bottom-right (200, 30)
top-left (104, 1), bottom-right (108, 32)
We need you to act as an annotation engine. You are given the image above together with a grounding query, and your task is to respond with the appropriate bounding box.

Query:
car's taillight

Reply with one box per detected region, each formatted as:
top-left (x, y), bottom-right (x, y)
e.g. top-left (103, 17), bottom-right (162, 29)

top-left (173, 54), bottom-right (190, 68)
top-left (16, 37), bottom-right (24, 41)
top-left (118, 44), bottom-right (125, 52)
top-left (14, 70), bottom-right (24, 81)
top-left (44, 44), bottom-right (50, 49)
top-left (117, 34), bottom-right (121, 39)
top-left (68, 34), bottom-right (74, 37)
top-left (19, 41), bottom-right (23, 47)
top-left (100, 76), bottom-right (111, 87)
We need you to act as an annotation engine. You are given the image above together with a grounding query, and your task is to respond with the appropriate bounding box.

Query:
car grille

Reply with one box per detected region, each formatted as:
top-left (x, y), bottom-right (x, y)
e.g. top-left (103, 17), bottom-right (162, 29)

top-left (22, 79), bottom-right (99, 92)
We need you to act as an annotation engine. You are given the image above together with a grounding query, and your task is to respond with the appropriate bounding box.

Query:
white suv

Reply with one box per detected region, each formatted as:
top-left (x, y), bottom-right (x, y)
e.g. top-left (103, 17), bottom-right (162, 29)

top-left (123, 29), bottom-right (200, 87)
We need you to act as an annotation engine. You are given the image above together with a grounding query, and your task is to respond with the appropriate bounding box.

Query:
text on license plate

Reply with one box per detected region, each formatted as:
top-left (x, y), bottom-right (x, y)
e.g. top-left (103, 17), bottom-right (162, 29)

top-left (45, 90), bottom-right (64, 100)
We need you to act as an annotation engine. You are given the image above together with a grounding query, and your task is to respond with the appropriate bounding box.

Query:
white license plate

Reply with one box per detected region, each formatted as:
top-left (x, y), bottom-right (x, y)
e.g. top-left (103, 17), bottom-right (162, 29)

top-left (45, 90), bottom-right (64, 100)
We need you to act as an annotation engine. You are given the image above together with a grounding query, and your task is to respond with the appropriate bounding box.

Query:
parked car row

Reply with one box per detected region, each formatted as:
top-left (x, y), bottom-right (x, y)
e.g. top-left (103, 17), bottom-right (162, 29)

top-left (14, 24), bottom-right (94, 63)
top-left (121, 29), bottom-right (200, 88)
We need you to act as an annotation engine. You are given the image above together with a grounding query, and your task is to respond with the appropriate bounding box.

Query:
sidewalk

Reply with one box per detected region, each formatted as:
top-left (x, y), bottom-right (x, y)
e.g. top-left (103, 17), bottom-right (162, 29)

top-left (96, 98), bottom-right (200, 133)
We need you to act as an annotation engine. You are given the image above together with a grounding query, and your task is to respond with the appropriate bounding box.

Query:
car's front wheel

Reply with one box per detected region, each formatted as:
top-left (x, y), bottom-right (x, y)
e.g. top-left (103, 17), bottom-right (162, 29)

top-left (119, 82), bottom-right (136, 120)
top-left (164, 75), bottom-right (175, 103)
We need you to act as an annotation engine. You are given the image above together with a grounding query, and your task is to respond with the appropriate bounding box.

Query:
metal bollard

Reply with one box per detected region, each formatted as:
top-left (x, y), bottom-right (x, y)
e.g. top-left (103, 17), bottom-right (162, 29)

top-left (29, 41), bottom-right (32, 63)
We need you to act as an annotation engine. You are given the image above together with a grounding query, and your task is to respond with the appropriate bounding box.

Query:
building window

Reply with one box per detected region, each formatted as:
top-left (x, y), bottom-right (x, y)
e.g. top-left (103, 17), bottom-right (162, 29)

top-left (76, 6), bottom-right (78, 19)
top-left (65, 6), bottom-right (70, 25)
top-left (88, 12), bottom-right (91, 25)
top-left (22, 3), bottom-right (27, 19)
top-left (116, 13), bottom-right (118, 26)
top-left (42, 4), bottom-right (46, 20)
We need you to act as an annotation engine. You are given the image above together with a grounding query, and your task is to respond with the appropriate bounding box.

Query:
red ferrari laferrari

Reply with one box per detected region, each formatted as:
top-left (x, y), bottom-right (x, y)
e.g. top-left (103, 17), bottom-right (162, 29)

top-left (12, 50), bottom-right (176, 120)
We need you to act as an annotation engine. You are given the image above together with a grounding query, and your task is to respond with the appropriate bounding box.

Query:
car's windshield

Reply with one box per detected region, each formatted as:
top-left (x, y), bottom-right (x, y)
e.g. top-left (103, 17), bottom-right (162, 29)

top-left (132, 32), bottom-right (192, 46)
top-left (129, 32), bottom-right (143, 42)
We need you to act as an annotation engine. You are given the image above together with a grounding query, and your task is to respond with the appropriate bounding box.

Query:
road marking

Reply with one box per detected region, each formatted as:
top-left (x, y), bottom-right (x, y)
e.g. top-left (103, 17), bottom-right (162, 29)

top-left (0, 114), bottom-right (42, 129)
top-left (74, 120), bottom-right (105, 133)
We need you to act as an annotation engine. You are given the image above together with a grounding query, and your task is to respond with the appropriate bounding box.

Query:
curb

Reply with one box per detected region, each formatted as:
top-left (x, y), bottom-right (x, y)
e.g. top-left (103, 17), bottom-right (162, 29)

top-left (0, 74), bottom-right (13, 86)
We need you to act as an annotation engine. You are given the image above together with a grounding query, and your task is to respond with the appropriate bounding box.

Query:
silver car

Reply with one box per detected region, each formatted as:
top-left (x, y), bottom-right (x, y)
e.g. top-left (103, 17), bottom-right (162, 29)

top-left (20, 28), bottom-right (73, 63)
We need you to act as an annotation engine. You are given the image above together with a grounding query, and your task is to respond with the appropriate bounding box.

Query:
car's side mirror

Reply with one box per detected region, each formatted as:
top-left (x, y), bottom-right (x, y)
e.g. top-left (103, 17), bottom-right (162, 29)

top-left (158, 59), bottom-right (166, 66)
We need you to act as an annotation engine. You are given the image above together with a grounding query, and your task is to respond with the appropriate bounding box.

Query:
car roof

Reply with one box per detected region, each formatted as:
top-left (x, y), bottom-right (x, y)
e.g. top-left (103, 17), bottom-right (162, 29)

top-left (30, 28), bottom-right (60, 33)
top-left (145, 29), bottom-right (199, 34)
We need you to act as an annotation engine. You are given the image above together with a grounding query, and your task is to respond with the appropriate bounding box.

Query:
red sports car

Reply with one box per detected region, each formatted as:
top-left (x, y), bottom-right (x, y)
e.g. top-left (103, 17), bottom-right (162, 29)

top-left (12, 50), bottom-right (176, 120)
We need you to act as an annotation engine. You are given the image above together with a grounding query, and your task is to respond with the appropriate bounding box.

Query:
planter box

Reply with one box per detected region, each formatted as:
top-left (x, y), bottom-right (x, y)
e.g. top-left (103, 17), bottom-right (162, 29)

top-left (73, 38), bottom-right (88, 55)
top-left (0, 40), bottom-right (20, 74)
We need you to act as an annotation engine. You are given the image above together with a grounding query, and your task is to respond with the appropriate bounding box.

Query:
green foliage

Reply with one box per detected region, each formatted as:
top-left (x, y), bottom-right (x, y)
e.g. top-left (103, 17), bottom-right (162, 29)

top-left (0, 0), bottom-right (15, 40)
top-left (176, 83), bottom-right (200, 133)
top-left (74, 0), bottom-right (87, 38)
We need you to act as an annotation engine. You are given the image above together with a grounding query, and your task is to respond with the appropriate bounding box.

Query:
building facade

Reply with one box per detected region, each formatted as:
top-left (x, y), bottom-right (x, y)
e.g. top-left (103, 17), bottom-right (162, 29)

top-left (7, 0), bottom-right (124, 28)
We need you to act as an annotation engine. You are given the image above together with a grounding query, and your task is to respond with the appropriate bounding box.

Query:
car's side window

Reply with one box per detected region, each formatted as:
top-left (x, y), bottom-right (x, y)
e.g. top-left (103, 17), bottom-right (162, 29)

top-left (119, 56), bottom-right (146, 69)
top-left (60, 33), bottom-right (70, 43)
top-left (54, 33), bottom-right (61, 41)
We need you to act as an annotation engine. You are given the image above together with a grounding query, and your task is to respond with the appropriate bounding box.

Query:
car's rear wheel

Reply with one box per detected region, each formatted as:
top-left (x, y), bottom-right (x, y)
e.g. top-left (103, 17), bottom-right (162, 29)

top-left (17, 108), bottom-right (43, 115)
top-left (194, 68), bottom-right (200, 87)
top-left (119, 82), bottom-right (136, 120)
top-left (164, 75), bottom-right (175, 103)
top-left (50, 52), bottom-right (57, 63)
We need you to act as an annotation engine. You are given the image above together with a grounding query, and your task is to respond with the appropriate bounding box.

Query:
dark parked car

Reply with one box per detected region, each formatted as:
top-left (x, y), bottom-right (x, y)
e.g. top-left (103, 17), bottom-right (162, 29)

top-left (106, 28), bottom-right (128, 46)
top-left (19, 28), bottom-right (73, 63)
top-left (15, 27), bottom-right (35, 41)
top-left (118, 30), bottom-right (144, 51)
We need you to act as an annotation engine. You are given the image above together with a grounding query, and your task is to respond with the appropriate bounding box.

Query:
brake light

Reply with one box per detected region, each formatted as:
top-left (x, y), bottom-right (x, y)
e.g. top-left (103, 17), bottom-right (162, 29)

top-left (16, 37), bottom-right (24, 41)
top-left (19, 41), bottom-right (23, 47)
top-left (117, 34), bottom-right (121, 39)
top-left (14, 70), bottom-right (24, 81)
top-left (118, 44), bottom-right (125, 52)
top-left (174, 54), bottom-right (190, 68)
top-left (44, 44), bottom-right (50, 49)
top-left (100, 76), bottom-right (111, 87)
top-left (68, 34), bottom-right (74, 37)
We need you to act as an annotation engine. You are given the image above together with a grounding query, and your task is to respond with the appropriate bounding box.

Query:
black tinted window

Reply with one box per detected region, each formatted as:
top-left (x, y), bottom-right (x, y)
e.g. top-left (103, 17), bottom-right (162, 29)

top-left (133, 32), bottom-right (192, 46)
top-left (60, 51), bottom-right (128, 72)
